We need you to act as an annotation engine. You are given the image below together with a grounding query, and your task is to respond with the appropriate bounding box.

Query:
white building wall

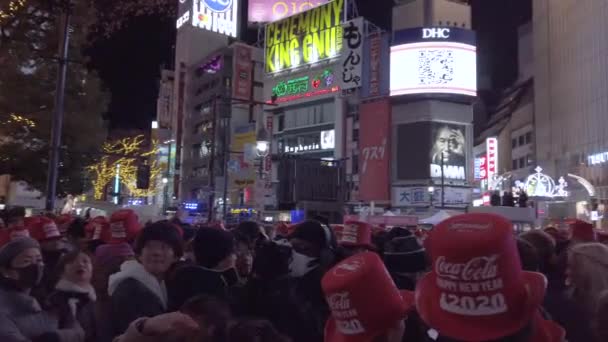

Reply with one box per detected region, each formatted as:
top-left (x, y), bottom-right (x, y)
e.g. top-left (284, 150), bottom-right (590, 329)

top-left (534, 0), bottom-right (608, 178)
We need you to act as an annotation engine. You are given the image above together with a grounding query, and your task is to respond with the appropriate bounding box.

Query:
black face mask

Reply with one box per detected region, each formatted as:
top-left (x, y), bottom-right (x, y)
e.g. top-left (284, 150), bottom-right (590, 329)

top-left (220, 267), bottom-right (239, 287)
top-left (12, 263), bottom-right (44, 290)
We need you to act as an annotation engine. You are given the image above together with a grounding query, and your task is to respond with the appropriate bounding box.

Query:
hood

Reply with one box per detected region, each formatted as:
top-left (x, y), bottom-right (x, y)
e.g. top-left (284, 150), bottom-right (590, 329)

top-left (55, 279), bottom-right (97, 302)
top-left (107, 259), bottom-right (168, 309)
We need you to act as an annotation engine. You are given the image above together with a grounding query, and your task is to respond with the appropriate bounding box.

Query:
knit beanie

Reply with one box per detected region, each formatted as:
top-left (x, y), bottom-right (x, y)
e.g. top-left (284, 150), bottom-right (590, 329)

top-left (135, 221), bottom-right (184, 257)
top-left (289, 220), bottom-right (335, 250)
top-left (193, 227), bottom-right (235, 268)
top-left (0, 237), bottom-right (40, 267)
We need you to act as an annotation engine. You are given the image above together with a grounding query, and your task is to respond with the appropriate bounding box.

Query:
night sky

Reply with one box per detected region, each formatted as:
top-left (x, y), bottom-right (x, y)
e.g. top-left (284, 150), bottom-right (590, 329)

top-left (88, 0), bottom-right (531, 131)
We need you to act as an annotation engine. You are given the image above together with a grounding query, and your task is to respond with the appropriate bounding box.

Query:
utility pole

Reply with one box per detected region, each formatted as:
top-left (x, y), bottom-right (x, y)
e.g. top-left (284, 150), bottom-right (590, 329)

top-left (441, 152), bottom-right (445, 208)
top-left (221, 115), bottom-right (231, 221)
top-left (46, 4), bottom-right (71, 211)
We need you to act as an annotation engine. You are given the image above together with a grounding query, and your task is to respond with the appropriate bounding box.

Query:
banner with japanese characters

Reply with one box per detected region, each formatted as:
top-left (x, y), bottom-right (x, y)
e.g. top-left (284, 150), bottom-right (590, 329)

top-left (359, 98), bottom-right (390, 201)
top-left (339, 17), bottom-right (364, 91)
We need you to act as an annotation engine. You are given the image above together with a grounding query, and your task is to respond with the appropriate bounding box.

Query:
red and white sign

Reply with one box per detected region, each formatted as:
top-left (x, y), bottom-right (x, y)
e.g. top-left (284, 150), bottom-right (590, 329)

top-left (369, 33), bottom-right (381, 97)
top-left (486, 137), bottom-right (498, 180)
top-left (359, 99), bottom-right (391, 201)
top-left (232, 44), bottom-right (253, 101)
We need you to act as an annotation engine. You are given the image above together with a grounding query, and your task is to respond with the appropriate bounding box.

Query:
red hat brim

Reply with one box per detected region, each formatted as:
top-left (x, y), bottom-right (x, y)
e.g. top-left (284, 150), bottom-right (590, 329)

top-left (415, 271), bottom-right (546, 341)
top-left (324, 290), bottom-right (414, 342)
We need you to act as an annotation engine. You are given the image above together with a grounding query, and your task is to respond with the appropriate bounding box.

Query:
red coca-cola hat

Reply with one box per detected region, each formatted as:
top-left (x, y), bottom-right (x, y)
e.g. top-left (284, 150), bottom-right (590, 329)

top-left (330, 224), bottom-right (344, 241)
top-left (28, 217), bottom-right (61, 242)
top-left (0, 229), bottom-right (10, 247)
top-left (338, 221), bottom-right (374, 250)
top-left (415, 213), bottom-right (547, 341)
top-left (569, 219), bottom-right (596, 242)
top-left (323, 252), bottom-right (414, 342)
top-left (107, 209), bottom-right (141, 244)
top-left (9, 226), bottom-right (30, 240)
top-left (85, 216), bottom-right (109, 241)
top-left (55, 214), bottom-right (74, 235)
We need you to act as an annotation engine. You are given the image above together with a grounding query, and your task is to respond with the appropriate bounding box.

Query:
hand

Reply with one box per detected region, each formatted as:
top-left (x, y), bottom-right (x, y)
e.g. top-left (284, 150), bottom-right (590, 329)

top-left (141, 312), bottom-right (199, 337)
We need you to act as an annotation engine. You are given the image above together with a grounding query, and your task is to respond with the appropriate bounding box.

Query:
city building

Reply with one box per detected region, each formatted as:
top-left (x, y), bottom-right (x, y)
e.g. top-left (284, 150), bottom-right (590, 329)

top-left (533, 1), bottom-right (605, 225)
top-left (262, 0), bottom-right (364, 223)
top-left (179, 43), bottom-right (264, 222)
top-left (386, 0), bottom-right (477, 214)
top-left (152, 69), bottom-right (175, 212)
top-left (473, 23), bottom-right (534, 205)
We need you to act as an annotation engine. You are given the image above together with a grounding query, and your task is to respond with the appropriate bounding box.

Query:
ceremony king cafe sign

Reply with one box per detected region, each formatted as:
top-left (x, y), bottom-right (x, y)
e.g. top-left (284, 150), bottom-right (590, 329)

top-left (265, 0), bottom-right (345, 74)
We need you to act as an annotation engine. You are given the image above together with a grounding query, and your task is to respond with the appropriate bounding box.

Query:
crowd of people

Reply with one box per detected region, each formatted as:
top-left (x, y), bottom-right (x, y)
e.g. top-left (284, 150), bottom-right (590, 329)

top-left (0, 206), bottom-right (606, 342)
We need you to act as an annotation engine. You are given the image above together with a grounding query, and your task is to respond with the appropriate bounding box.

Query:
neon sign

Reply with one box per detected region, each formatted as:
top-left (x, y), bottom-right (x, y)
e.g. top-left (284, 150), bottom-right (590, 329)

top-left (271, 69), bottom-right (338, 103)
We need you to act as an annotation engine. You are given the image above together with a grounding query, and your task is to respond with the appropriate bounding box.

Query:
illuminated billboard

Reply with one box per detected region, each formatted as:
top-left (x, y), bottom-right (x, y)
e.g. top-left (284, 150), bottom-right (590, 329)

top-left (176, 0), bottom-right (239, 38)
top-left (269, 68), bottom-right (339, 103)
top-left (390, 27), bottom-right (476, 97)
top-left (248, 0), bottom-right (326, 24)
top-left (264, 0), bottom-right (345, 74)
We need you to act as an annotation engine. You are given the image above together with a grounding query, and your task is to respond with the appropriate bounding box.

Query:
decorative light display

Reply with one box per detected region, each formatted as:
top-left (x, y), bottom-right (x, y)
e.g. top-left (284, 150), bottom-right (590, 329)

top-left (88, 135), bottom-right (163, 200)
top-left (515, 166), bottom-right (569, 198)
top-left (0, 0), bottom-right (27, 25)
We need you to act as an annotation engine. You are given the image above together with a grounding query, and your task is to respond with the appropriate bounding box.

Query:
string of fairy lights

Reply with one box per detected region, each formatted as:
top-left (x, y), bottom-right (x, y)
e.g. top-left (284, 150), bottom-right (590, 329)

top-left (0, 0), bottom-right (27, 25)
top-left (88, 135), bottom-right (163, 200)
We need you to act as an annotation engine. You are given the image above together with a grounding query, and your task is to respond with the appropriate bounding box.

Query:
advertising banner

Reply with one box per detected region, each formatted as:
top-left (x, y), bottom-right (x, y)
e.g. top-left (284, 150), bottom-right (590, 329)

top-left (265, 0), bottom-right (345, 74)
top-left (396, 121), bottom-right (467, 181)
top-left (231, 125), bottom-right (257, 188)
top-left (390, 27), bottom-right (476, 97)
top-left (430, 123), bottom-right (467, 181)
top-left (359, 99), bottom-right (391, 201)
top-left (339, 17), bottom-right (364, 90)
top-left (248, 0), bottom-right (327, 24)
top-left (361, 32), bottom-right (390, 98)
top-left (177, 0), bottom-right (239, 38)
top-left (486, 137), bottom-right (498, 180)
top-left (392, 186), bottom-right (472, 208)
top-left (232, 44), bottom-right (253, 101)
top-left (269, 67), bottom-right (339, 103)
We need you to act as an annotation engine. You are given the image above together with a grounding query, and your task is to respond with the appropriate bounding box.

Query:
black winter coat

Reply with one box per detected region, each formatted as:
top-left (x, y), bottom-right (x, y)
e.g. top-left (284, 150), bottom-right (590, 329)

top-left (46, 280), bottom-right (97, 342)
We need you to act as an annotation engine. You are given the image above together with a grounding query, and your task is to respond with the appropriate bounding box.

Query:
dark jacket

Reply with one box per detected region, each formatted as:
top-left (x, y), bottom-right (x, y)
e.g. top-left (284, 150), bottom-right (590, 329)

top-left (0, 277), bottom-right (84, 342)
top-left (286, 267), bottom-right (329, 342)
top-left (167, 264), bottom-right (233, 311)
top-left (108, 260), bottom-right (168, 338)
top-left (544, 289), bottom-right (594, 342)
top-left (46, 280), bottom-right (97, 342)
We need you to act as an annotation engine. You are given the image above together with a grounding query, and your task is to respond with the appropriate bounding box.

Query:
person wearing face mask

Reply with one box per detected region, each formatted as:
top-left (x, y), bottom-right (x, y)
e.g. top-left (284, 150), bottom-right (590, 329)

top-left (167, 226), bottom-right (241, 312)
top-left (0, 237), bottom-right (85, 342)
top-left (286, 220), bottom-right (341, 342)
top-left (47, 251), bottom-right (97, 342)
top-left (28, 216), bottom-right (71, 302)
top-left (108, 221), bottom-right (183, 338)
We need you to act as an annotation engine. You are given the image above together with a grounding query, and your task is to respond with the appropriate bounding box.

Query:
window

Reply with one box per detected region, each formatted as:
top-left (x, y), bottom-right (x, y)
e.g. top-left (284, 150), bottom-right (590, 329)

top-left (512, 159), bottom-right (518, 170)
top-left (518, 135), bottom-right (525, 146)
top-left (512, 138), bottom-right (517, 148)
top-left (519, 157), bottom-right (525, 169)
top-left (525, 132), bottom-right (532, 144)
top-left (353, 129), bottom-right (359, 142)
top-left (352, 155), bottom-right (359, 174)
top-left (277, 115), bottom-right (285, 132)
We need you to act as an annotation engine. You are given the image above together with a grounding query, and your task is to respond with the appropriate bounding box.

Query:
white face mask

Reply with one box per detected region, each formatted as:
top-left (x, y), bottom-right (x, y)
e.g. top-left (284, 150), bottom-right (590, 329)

top-left (289, 250), bottom-right (318, 277)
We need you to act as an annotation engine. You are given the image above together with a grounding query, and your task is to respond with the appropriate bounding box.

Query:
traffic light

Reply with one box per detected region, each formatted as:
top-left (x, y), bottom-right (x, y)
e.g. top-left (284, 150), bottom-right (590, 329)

top-left (136, 164), bottom-right (151, 189)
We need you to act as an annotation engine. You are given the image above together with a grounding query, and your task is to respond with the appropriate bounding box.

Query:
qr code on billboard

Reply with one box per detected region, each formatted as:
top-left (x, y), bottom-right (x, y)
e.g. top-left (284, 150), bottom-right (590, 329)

top-left (418, 49), bottom-right (454, 85)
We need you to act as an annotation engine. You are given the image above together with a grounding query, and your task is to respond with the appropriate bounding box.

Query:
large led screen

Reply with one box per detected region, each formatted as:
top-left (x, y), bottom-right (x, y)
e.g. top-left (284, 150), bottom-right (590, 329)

top-left (390, 27), bottom-right (477, 97)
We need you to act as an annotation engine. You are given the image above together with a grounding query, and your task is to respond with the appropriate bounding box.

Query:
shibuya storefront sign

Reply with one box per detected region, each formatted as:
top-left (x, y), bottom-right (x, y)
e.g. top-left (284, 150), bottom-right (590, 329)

top-left (270, 68), bottom-right (339, 103)
top-left (339, 17), bottom-right (364, 90)
top-left (248, 0), bottom-right (326, 24)
top-left (392, 186), bottom-right (471, 208)
top-left (283, 129), bottom-right (335, 153)
top-left (588, 151), bottom-right (608, 165)
top-left (265, 0), bottom-right (345, 73)
top-left (176, 0), bottom-right (239, 38)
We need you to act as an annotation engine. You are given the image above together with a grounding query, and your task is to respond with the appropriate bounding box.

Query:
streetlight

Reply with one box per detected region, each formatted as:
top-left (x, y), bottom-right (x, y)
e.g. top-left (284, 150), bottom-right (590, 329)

top-left (428, 186), bottom-right (435, 207)
top-left (255, 126), bottom-right (270, 158)
top-left (162, 177), bottom-right (168, 184)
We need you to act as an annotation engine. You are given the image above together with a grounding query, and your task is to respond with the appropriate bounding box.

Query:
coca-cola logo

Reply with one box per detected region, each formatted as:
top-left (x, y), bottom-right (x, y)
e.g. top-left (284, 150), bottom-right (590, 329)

top-left (449, 222), bottom-right (492, 230)
top-left (333, 257), bottom-right (364, 276)
top-left (110, 222), bottom-right (126, 238)
top-left (435, 255), bottom-right (499, 281)
top-left (327, 292), bottom-right (351, 311)
top-left (43, 223), bottom-right (60, 237)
